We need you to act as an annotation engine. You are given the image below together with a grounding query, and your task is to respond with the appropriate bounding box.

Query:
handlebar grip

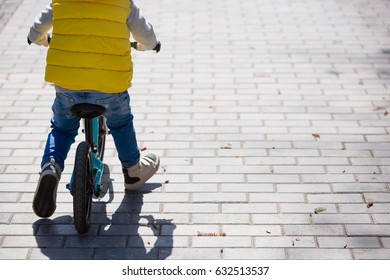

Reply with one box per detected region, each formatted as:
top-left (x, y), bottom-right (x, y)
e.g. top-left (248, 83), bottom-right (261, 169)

top-left (153, 42), bottom-right (161, 53)
top-left (131, 41), bottom-right (138, 49)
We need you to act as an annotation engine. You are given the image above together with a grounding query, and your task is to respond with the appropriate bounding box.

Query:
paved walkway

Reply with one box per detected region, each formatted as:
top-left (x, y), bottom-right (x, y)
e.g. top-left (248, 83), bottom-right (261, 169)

top-left (0, 0), bottom-right (390, 260)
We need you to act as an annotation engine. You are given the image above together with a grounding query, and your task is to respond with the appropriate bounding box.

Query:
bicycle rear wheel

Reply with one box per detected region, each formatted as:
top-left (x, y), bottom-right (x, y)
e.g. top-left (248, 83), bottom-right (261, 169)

top-left (73, 141), bottom-right (93, 234)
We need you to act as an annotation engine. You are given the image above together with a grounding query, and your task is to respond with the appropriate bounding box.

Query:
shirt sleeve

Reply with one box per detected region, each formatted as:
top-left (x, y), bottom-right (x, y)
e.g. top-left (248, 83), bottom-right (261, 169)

top-left (127, 0), bottom-right (158, 50)
top-left (27, 3), bottom-right (53, 45)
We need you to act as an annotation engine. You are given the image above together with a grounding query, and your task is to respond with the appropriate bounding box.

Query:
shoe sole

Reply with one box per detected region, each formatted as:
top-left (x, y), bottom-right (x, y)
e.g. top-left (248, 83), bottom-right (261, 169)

top-left (33, 172), bottom-right (58, 218)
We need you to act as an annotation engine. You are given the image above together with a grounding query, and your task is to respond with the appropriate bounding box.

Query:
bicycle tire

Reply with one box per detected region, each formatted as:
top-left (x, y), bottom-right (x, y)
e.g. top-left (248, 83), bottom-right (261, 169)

top-left (73, 141), bottom-right (93, 234)
top-left (97, 116), bottom-right (106, 161)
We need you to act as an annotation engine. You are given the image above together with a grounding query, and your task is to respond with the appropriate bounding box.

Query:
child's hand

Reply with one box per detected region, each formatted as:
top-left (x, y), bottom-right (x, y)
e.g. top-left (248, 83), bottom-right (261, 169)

top-left (27, 33), bottom-right (50, 47)
top-left (134, 42), bottom-right (146, 51)
top-left (131, 41), bottom-right (161, 53)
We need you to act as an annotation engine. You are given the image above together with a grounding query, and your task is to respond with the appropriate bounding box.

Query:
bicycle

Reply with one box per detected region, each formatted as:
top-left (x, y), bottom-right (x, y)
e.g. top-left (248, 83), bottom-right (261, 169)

top-left (66, 41), bottom-right (161, 234)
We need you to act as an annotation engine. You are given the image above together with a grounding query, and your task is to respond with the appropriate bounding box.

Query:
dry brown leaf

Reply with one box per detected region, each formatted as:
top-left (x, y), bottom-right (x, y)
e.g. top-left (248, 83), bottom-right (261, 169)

top-left (314, 207), bottom-right (327, 214)
top-left (197, 231), bottom-right (226, 237)
top-left (221, 144), bottom-right (233, 149)
top-left (312, 133), bottom-right (320, 139)
top-left (367, 202), bottom-right (374, 208)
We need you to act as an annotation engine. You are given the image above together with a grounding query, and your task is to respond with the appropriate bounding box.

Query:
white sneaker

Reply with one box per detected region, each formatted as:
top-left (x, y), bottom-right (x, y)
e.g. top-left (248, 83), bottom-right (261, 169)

top-left (123, 153), bottom-right (160, 191)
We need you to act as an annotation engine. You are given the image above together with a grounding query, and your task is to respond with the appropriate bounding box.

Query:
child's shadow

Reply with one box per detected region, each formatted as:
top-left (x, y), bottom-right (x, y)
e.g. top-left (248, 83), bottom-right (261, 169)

top-left (32, 165), bottom-right (175, 260)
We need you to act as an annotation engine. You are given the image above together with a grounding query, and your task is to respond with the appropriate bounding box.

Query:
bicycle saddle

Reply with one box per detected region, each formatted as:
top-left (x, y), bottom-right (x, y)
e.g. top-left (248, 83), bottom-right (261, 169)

top-left (70, 103), bottom-right (106, 119)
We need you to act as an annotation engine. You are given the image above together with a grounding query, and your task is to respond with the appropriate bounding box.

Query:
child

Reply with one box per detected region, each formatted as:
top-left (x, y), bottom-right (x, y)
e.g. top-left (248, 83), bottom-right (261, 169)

top-left (28, 0), bottom-right (161, 218)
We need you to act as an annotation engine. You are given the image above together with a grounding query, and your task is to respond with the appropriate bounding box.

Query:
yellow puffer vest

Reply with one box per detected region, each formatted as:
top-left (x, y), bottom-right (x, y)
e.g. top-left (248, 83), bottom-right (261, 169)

top-left (46, 0), bottom-right (132, 93)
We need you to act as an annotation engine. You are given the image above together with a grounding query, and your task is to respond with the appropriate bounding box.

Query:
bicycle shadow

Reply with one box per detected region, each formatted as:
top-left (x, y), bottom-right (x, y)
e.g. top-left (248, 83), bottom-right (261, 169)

top-left (32, 164), bottom-right (175, 260)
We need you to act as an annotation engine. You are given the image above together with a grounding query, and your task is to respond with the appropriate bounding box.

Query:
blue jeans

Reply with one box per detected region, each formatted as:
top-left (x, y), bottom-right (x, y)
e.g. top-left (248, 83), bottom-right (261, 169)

top-left (42, 90), bottom-right (140, 171)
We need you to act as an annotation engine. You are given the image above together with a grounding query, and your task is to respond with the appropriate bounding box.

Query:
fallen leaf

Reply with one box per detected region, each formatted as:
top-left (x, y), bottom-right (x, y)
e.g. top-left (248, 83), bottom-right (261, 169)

top-left (266, 230), bottom-right (271, 234)
top-left (141, 146), bottom-right (147, 151)
top-left (384, 111), bottom-right (388, 116)
top-left (221, 143), bottom-right (233, 149)
top-left (344, 245), bottom-right (348, 248)
top-left (314, 207), bottom-right (327, 214)
top-left (164, 180), bottom-right (170, 184)
top-left (312, 133), bottom-right (320, 140)
top-left (197, 231), bottom-right (226, 237)
top-left (367, 202), bottom-right (374, 208)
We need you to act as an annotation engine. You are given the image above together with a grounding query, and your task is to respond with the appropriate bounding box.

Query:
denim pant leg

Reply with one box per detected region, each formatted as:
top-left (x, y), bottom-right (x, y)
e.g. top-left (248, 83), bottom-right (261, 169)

top-left (94, 91), bottom-right (140, 168)
top-left (41, 93), bottom-right (80, 171)
top-left (42, 90), bottom-right (140, 170)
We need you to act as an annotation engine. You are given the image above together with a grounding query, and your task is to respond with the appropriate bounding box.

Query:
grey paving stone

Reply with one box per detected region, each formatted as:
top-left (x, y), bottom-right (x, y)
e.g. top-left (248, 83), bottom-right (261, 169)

top-left (288, 249), bottom-right (352, 260)
top-left (28, 248), bottom-right (94, 260)
top-left (318, 237), bottom-right (380, 249)
top-left (255, 237), bottom-right (316, 248)
top-left (353, 249), bottom-right (390, 260)
top-left (283, 225), bottom-right (345, 236)
top-left (192, 236), bottom-right (252, 248)
top-left (65, 236), bottom-right (128, 248)
top-left (346, 225), bottom-right (390, 236)
top-left (313, 214), bottom-right (372, 224)
top-left (0, 248), bottom-right (28, 260)
top-left (2, 235), bottom-right (63, 248)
